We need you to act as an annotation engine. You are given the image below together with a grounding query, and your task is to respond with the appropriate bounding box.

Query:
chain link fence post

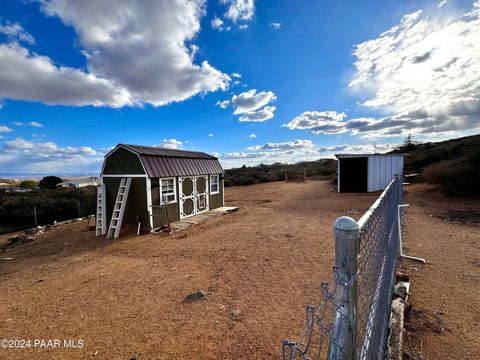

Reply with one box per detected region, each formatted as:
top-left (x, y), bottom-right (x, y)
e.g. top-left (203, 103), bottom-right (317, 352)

top-left (328, 216), bottom-right (360, 359)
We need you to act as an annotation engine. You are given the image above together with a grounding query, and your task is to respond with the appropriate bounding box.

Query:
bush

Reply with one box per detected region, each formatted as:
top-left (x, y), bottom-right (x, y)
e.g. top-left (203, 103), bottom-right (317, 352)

top-left (0, 187), bottom-right (96, 233)
top-left (19, 180), bottom-right (37, 189)
top-left (39, 176), bottom-right (63, 189)
top-left (233, 176), bottom-right (255, 186)
top-left (437, 152), bottom-right (480, 197)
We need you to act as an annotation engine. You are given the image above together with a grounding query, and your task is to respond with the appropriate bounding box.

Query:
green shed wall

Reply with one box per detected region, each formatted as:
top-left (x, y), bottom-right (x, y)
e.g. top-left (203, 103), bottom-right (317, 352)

top-left (103, 177), bottom-right (149, 228)
top-left (102, 147), bottom-right (145, 175)
top-left (209, 177), bottom-right (224, 210)
top-left (151, 177), bottom-right (180, 229)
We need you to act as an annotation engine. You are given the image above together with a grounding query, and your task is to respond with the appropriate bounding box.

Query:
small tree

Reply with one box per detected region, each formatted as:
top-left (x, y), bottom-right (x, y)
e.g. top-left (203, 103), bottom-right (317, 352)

top-left (19, 180), bottom-right (37, 189)
top-left (39, 176), bottom-right (63, 190)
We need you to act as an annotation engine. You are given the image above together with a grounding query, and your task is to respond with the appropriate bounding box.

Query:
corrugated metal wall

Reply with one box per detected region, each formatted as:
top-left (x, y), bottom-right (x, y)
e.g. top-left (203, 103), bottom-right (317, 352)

top-left (367, 155), bottom-right (404, 192)
top-left (337, 154), bottom-right (404, 193)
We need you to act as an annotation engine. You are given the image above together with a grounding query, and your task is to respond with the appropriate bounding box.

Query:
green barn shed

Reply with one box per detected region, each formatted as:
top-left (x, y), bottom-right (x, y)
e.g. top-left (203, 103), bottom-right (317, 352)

top-left (96, 144), bottom-right (224, 238)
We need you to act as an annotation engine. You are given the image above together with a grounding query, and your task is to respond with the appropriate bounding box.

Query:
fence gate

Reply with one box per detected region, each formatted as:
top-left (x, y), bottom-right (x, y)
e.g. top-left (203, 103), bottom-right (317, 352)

top-left (179, 175), bottom-right (209, 219)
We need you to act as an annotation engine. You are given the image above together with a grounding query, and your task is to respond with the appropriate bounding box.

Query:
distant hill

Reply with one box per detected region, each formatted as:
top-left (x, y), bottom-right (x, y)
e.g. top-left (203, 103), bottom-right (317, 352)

top-left (391, 133), bottom-right (480, 196)
top-left (225, 134), bottom-right (480, 197)
top-left (224, 159), bottom-right (336, 186)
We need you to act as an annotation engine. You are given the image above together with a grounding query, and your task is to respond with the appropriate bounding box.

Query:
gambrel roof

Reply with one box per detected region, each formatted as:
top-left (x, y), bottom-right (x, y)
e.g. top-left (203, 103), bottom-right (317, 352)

top-left (103, 144), bottom-right (224, 178)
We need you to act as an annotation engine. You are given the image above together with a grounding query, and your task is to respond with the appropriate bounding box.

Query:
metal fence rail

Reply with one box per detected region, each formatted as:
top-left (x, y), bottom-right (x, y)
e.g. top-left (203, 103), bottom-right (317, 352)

top-left (283, 175), bottom-right (403, 360)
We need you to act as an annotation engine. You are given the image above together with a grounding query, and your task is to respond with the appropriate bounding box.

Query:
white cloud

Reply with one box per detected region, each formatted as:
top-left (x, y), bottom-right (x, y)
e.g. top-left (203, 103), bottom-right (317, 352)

top-left (211, 16), bottom-right (230, 31)
top-left (221, 0), bottom-right (255, 23)
top-left (0, 22), bottom-right (35, 44)
top-left (0, 137), bottom-right (101, 173)
top-left (239, 106), bottom-right (276, 122)
top-left (438, 0), bottom-right (448, 8)
top-left (231, 72), bottom-right (242, 78)
top-left (12, 121), bottom-right (24, 126)
top-left (208, 133), bottom-right (214, 137)
top-left (238, 24), bottom-right (249, 30)
top-left (270, 22), bottom-right (281, 30)
top-left (284, 111), bottom-right (347, 134)
top-left (317, 143), bottom-right (398, 154)
top-left (348, 1), bottom-right (480, 138)
top-left (0, 125), bottom-right (13, 133)
top-left (158, 138), bottom-right (183, 149)
top-left (220, 139), bottom-right (400, 168)
top-left (249, 133), bottom-right (257, 138)
top-left (0, 1), bottom-right (230, 108)
top-left (231, 89), bottom-right (277, 114)
top-left (216, 99), bottom-right (230, 109)
top-left (218, 89), bottom-right (277, 122)
top-left (247, 139), bottom-right (316, 151)
top-left (0, 43), bottom-right (132, 107)
top-left (29, 121), bottom-right (43, 128)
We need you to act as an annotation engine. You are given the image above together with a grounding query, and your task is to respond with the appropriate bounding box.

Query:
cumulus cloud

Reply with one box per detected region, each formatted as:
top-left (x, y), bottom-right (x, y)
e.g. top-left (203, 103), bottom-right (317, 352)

top-left (0, 125), bottom-right (13, 133)
top-left (218, 89), bottom-right (277, 122)
top-left (208, 133), bottom-right (214, 137)
top-left (249, 133), bottom-right (257, 138)
top-left (158, 139), bottom-right (183, 149)
top-left (0, 22), bottom-right (35, 44)
top-left (270, 22), bottom-right (281, 30)
top-left (220, 139), bottom-right (320, 167)
top-left (0, 137), bottom-right (101, 173)
top-left (239, 105), bottom-right (276, 122)
top-left (0, 1), bottom-right (230, 108)
top-left (0, 43), bottom-right (131, 107)
top-left (231, 72), bottom-right (242, 78)
top-left (247, 139), bottom-right (315, 151)
top-left (221, 0), bottom-right (255, 23)
top-left (231, 89), bottom-right (277, 114)
top-left (216, 99), bottom-right (230, 109)
top-left (348, 1), bottom-right (480, 138)
top-left (317, 143), bottom-right (398, 154)
top-left (284, 111), bottom-right (347, 134)
top-left (220, 139), bottom-right (400, 168)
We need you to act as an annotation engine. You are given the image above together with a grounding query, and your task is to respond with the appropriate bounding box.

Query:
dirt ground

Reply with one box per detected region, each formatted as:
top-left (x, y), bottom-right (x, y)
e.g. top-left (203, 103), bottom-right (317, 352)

top-left (0, 180), bottom-right (478, 359)
top-left (401, 183), bottom-right (480, 360)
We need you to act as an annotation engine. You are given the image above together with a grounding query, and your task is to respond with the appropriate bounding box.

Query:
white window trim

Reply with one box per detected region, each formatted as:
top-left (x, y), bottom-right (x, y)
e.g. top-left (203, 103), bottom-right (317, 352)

top-left (210, 175), bottom-right (220, 194)
top-left (160, 177), bottom-right (177, 205)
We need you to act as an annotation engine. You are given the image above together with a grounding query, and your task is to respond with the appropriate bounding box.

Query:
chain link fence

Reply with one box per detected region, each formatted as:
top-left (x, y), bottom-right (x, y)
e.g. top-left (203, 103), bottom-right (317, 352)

top-left (283, 175), bottom-right (403, 360)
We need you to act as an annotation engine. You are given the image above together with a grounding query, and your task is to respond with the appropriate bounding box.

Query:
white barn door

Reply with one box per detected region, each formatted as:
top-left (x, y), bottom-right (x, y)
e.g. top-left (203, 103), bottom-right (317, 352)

top-left (179, 175), bottom-right (209, 219)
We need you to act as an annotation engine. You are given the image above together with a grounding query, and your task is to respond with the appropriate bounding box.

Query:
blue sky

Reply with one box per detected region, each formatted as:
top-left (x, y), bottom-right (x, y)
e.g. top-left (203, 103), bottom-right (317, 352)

top-left (0, 0), bottom-right (479, 175)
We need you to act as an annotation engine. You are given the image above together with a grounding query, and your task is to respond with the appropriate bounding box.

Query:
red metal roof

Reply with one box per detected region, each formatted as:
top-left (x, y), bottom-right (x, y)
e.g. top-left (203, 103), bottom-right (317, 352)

top-left (107, 144), bottom-right (223, 177)
top-left (121, 143), bottom-right (217, 159)
top-left (140, 155), bottom-right (223, 177)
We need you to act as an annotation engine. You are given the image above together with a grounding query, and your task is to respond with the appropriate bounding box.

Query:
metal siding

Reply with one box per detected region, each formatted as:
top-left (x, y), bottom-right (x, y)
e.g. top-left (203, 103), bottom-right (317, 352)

top-left (341, 154), bottom-right (405, 193)
top-left (139, 155), bottom-right (223, 178)
top-left (367, 157), bottom-right (374, 192)
top-left (121, 143), bottom-right (217, 159)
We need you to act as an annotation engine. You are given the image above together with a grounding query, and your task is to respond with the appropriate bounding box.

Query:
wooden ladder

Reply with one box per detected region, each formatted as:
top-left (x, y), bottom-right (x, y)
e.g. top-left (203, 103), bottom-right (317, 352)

top-left (107, 177), bottom-right (132, 239)
top-left (95, 184), bottom-right (107, 236)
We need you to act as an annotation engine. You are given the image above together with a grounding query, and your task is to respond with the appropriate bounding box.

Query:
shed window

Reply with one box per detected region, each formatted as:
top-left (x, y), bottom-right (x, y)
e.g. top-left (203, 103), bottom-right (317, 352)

top-left (160, 178), bottom-right (176, 204)
top-left (210, 175), bottom-right (219, 194)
